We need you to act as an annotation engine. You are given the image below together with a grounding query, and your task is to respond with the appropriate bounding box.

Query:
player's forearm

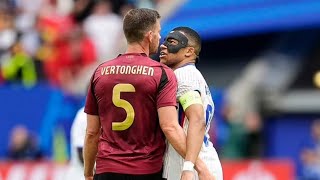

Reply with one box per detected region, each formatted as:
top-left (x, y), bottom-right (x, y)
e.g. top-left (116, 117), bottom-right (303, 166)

top-left (83, 133), bottom-right (99, 177)
top-left (159, 106), bottom-right (188, 158)
top-left (162, 120), bottom-right (208, 174)
top-left (158, 106), bottom-right (206, 171)
top-left (163, 122), bottom-right (207, 174)
top-left (162, 123), bottom-right (187, 157)
top-left (186, 118), bottom-right (211, 177)
top-left (185, 117), bottom-right (206, 164)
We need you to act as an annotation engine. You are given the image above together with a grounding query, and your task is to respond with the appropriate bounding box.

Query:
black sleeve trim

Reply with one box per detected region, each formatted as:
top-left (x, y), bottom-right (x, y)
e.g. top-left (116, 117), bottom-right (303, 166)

top-left (158, 67), bottom-right (169, 93)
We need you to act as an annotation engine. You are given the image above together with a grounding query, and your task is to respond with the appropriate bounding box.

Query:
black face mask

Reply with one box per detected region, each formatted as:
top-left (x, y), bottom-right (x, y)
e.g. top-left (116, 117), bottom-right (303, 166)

top-left (162, 31), bottom-right (189, 54)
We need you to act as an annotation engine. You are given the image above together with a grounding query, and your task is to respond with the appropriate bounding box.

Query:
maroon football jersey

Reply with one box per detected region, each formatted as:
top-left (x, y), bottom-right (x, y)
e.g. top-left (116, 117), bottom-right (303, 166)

top-left (85, 53), bottom-right (177, 174)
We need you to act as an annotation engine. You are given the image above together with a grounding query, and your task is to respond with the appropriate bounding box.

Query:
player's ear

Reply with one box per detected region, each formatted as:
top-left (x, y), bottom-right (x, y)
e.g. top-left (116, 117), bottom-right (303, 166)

top-left (185, 47), bottom-right (195, 58)
top-left (146, 30), bottom-right (153, 43)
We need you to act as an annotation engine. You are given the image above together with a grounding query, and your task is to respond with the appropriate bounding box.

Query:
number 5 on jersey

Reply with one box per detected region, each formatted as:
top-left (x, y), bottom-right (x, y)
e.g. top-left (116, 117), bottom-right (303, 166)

top-left (112, 84), bottom-right (135, 131)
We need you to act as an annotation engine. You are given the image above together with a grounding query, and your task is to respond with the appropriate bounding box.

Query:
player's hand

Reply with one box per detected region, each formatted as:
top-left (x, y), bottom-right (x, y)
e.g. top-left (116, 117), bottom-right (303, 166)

top-left (180, 170), bottom-right (194, 180)
top-left (85, 176), bottom-right (94, 180)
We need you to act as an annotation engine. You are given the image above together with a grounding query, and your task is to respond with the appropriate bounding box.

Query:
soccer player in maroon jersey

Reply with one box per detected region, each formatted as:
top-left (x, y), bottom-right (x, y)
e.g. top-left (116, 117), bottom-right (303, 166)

top-left (82, 8), bottom-right (198, 180)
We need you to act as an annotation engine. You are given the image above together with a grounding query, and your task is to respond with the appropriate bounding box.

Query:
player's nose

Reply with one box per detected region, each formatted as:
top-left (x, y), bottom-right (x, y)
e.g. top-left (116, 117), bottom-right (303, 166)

top-left (160, 44), bottom-right (167, 50)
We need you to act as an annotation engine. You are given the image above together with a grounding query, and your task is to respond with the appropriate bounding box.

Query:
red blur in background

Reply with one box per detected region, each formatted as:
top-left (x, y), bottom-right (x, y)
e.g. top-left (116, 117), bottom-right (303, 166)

top-left (0, 159), bottom-right (294, 180)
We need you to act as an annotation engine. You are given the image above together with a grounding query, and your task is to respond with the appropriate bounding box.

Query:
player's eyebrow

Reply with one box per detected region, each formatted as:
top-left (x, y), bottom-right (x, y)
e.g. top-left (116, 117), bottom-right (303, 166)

top-left (165, 37), bottom-right (177, 42)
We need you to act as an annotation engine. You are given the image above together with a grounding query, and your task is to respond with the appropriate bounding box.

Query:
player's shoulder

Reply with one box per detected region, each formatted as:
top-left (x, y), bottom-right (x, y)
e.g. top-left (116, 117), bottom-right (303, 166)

top-left (174, 64), bottom-right (199, 78)
top-left (175, 64), bottom-right (198, 73)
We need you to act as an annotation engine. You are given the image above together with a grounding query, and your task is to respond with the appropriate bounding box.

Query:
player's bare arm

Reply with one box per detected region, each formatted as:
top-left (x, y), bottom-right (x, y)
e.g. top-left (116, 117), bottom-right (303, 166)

top-left (179, 90), bottom-right (214, 179)
top-left (158, 105), bottom-right (211, 180)
top-left (186, 102), bottom-right (217, 180)
top-left (180, 91), bottom-right (205, 164)
top-left (83, 114), bottom-right (100, 180)
top-left (158, 106), bottom-right (187, 156)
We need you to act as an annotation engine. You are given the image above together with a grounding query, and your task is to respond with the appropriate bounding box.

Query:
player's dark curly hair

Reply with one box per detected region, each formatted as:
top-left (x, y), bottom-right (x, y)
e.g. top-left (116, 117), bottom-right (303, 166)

top-left (123, 8), bottom-right (160, 43)
top-left (172, 27), bottom-right (202, 57)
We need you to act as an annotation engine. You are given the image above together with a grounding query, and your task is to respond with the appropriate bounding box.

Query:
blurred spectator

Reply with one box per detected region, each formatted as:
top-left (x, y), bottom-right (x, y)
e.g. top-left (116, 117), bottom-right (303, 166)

top-left (7, 125), bottom-right (43, 160)
top-left (66, 0), bottom-right (124, 95)
top-left (221, 60), bottom-right (265, 159)
top-left (35, 13), bottom-right (97, 92)
top-left (299, 119), bottom-right (320, 180)
top-left (83, 0), bottom-right (123, 61)
top-left (0, 7), bottom-right (16, 54)
top-left (109, 0), bottom-right (128, 14)
top-left (12, 0), bottom-right (45, 17)
top-left (119, 1), bottom-right (136, 17)
top-left (1, 39), bottom-right (37, 87)
top-left (57, 25), bottom-right (96, 92)
top-left (221, 108), bottom-right (263, 159)
top-left (56, 0), bottom-right (75, 16)
top-left (71, 0), bottom-right (95, 24)
top-left (14, 1), bottom-right (42, 58)
top-left (0, 3), bottom-right (40, 87)
top-left (0, 6), bottom-right (16, 85)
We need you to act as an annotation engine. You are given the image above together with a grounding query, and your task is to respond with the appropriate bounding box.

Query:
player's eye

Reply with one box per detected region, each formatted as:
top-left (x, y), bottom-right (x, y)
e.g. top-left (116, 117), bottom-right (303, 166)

top-left (166, 38), bottom-right (176, 44)
top-left (170, 40), bottom-right (178, 45)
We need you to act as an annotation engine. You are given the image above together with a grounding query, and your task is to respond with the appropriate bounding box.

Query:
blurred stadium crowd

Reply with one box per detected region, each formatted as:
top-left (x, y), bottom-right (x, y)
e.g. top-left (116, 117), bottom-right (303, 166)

top-left (1, 0), bottom-right (320, 179)
top-left (0, 0), bottom-right (170, 95)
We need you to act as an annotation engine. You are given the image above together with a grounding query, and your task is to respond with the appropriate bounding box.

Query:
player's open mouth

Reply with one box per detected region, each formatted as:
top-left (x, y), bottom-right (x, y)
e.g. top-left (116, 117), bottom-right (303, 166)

top-left (159, 51), bottom-right (167, 58)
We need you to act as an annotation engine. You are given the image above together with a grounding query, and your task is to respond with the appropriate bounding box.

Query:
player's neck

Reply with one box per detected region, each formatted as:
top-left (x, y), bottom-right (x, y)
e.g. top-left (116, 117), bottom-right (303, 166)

top-left (173, 59), bottom-right (195, 70)
top-left (126, 42), bottom-right (149, 56)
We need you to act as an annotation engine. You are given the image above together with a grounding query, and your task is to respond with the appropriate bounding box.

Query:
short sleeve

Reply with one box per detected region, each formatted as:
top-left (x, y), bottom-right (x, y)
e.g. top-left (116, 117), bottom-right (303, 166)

top-left (84, 74), bottom-right (99, 115)
top-left (175, 70), bottom-right (200, 99)
top-left (156, 67), bottom-right (178, 109)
